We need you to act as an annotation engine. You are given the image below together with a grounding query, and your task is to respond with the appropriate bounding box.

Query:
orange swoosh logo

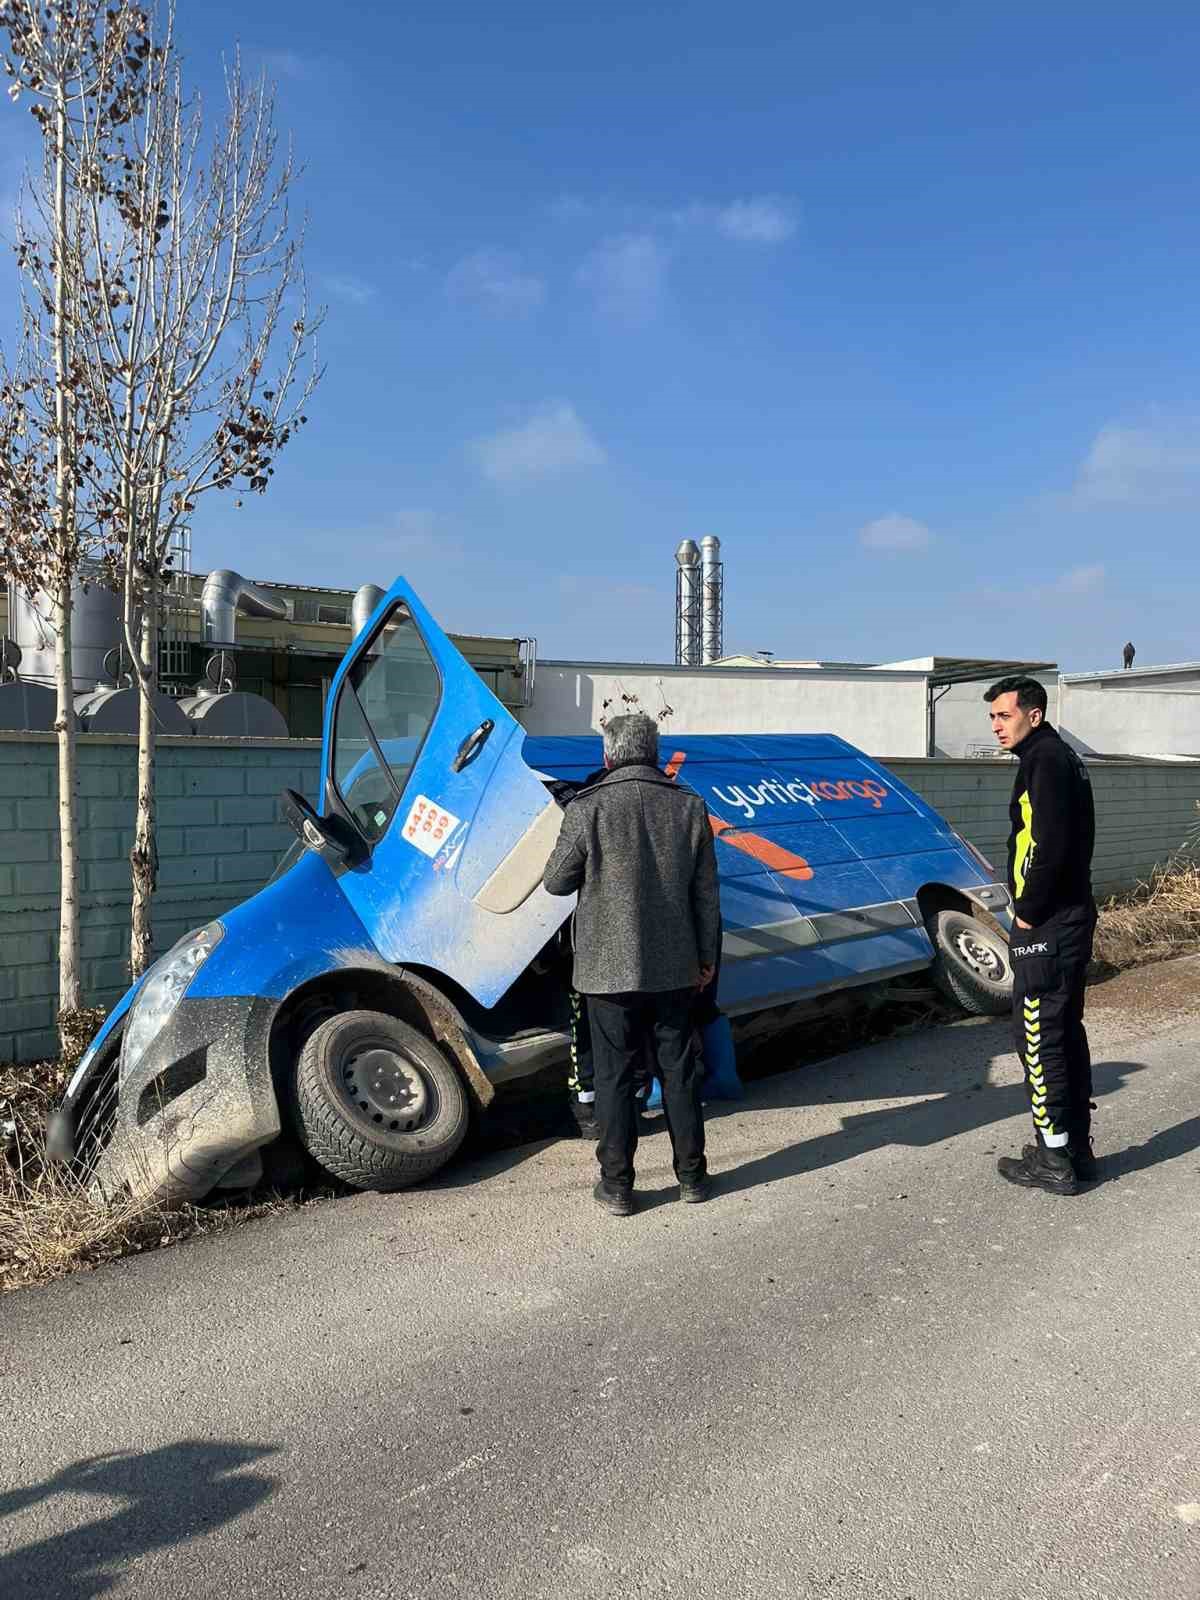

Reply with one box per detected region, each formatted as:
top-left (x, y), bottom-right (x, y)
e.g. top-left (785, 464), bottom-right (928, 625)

top-left (666, 750), bottom-right (815, 882)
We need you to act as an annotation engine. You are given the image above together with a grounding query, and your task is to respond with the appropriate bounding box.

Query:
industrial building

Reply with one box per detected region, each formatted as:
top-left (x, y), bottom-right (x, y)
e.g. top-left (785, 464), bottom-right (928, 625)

top-left (1058, 662), bottom-right (1200, 758)
top-left (1, 571), bottom-right (532, 739)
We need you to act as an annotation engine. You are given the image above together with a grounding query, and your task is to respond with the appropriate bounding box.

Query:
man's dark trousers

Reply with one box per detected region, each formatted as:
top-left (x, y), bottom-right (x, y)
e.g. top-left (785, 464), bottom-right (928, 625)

top-left (586, 989), bottom-right (706, 1190)
top-left (1010, 903), bottom-right (1096, 1148)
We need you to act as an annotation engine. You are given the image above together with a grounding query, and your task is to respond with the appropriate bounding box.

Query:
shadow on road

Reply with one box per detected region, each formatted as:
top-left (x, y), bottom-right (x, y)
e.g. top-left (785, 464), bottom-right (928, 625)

top-left (1101, 1115), bottom-right (1200, 1180)
top-left (0, 1439), bottom-right (280, 1599)
top-left (713, 1057), bottom-right (1148, 1197)
top-left (445, 1012), bottom-right (1155, 1190)
top-left (441, 1008), bottom-right (1192, 1204)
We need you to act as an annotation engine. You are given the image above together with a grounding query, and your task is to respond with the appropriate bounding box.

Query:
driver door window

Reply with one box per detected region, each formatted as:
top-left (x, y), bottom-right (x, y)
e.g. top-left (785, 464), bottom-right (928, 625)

top-left (331, 604), bottom-right (441, 843)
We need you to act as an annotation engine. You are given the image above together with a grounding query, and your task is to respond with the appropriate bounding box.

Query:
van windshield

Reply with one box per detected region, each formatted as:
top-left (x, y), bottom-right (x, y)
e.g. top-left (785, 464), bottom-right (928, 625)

top-left (331, 602), bottom-right (441, 842)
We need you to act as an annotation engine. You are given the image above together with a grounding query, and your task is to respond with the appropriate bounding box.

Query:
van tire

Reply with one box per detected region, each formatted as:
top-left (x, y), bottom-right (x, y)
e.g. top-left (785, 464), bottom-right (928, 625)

top-left (292, 1009), bottom-right (469, 1191)
top-left (927, 909), bottom-right (1012, 1017)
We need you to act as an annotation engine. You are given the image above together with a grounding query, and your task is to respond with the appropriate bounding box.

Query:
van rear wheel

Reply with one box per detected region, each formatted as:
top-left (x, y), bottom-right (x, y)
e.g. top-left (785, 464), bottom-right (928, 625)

top-left (927, 909), bottom-right (1012, 1017)
top-left (292, 1009), bottom-right (469, 1191)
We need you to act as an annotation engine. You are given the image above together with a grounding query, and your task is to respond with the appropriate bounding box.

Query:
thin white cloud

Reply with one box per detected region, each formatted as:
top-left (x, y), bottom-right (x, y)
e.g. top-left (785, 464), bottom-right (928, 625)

top-left (323, 273), bottom-right (376, 307)
top-left (559, 575), bottom-right (656, 603)
top-left (390, 508), bottom-right (466, 564)
top-left (577, 233), bottom-right (667, 326)
top-left (1056, 563), bottom-right (1105, 594)
top-left (715, 197), bottom-right (797, 243)
top-left (393, 508), bottom-right (438, 549)
top-left (263, 50), bottom-right (318, 83)
top-left (673, 196), bottom-right (798, 243)
top-left (446, 250), bottom-right (544, 316)
top-left (859, 513), bottom-right (934, 553)
top-left (548, 194), bottom-right (595, 222)
top-left (473, 402), bottom-right (607, 486)
top-left (1075, 420), bottom-right (1200, 504)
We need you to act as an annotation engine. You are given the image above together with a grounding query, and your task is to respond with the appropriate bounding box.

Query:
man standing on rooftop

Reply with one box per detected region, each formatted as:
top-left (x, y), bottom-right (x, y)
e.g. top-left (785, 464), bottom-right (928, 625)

top-left (985, 675), bottom-right (1098, 1195)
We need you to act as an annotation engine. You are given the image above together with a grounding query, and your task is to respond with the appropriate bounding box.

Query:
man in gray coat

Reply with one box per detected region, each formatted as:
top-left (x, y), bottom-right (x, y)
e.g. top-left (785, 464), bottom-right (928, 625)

top-left (543, 713), bottom-right (721, 1214)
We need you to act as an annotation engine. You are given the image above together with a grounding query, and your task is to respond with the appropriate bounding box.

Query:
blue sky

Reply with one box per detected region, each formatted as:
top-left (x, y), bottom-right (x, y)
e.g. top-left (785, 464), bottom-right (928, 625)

top-left (5, 1), bottom-right (1200, 670)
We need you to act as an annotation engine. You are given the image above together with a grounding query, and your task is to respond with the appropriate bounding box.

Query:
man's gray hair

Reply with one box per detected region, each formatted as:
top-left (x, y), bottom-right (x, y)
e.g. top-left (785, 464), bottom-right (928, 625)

top-left (603, 712), bottom-right (659, 767)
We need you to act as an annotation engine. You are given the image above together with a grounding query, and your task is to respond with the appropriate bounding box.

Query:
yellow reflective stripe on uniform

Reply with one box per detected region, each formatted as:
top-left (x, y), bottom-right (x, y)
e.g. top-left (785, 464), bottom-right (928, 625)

top-left (568, 991), bottom-right (583, 1093)
top-left (1014, 790), bottom-right (1035, 900)
top-left (1022, 994), bottom-right (1057, 1135)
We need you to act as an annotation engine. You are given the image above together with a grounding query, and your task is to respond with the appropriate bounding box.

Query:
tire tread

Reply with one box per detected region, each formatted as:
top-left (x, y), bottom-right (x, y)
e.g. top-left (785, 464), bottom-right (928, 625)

top-left (293, 1009), bottom-right (469, 1192)
top-left (928, 909), bottom-right (1012, 1018)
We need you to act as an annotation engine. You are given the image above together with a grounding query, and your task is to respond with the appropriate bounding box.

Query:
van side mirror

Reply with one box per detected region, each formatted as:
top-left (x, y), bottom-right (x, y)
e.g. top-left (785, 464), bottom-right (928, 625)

top-left (281, 788), bottom-right (359, 868)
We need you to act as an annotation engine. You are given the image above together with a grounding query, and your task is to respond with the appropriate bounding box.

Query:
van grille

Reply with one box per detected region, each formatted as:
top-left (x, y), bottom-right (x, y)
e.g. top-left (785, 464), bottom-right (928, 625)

top-left (72, 1043), bottom-right (121, 1181)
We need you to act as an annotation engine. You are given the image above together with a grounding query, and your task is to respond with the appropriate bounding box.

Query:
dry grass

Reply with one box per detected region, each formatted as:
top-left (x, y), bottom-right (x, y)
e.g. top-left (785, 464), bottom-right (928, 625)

top-left (1095, 858), bottom-right (1200, 972)
top-left (0, 1053), bottom-right (325, 1295)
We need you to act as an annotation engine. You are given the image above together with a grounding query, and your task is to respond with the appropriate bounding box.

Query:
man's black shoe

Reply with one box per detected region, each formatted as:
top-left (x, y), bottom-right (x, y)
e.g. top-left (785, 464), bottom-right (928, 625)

top-left (999, 1144), bottom-right (1078, 1196)
top-left (679, 1175), bottom-right (712, 1204)
top-left (593, 1180), bottom-right (634, 1216)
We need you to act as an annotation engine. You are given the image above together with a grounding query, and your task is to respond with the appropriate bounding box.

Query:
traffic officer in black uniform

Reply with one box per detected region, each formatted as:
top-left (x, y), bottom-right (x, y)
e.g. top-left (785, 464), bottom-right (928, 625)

top-left (984, 675), bottom-right (1098, 1195)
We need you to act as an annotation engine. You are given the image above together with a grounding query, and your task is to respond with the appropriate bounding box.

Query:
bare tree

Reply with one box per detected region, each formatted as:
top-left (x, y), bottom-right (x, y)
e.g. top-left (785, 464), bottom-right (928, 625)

top-left (71, 17), bottom-right (320, 974)
top-left (0, 1), bottom-right (155, 1041)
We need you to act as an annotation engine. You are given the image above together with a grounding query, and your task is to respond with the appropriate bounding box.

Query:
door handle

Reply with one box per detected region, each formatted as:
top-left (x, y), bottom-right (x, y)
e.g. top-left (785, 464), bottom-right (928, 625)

top-left (452, 718), bottom-right (495, 772)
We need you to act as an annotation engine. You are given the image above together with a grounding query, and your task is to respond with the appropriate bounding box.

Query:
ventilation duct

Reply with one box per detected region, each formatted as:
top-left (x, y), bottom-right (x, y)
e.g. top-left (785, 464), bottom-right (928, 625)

top-left (200, 568), bottom-right (288, 644)
top-left (674, 541), bottom-right (702, 667)
top-left (700, 535), bottom-right (724, 665)
top-left (351, 583), bottom-right (386, 639)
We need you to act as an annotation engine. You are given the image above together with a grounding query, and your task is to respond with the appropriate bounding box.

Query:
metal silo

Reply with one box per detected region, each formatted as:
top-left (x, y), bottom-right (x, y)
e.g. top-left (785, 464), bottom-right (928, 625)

top-left (9, 567), bottom-right (122, 690)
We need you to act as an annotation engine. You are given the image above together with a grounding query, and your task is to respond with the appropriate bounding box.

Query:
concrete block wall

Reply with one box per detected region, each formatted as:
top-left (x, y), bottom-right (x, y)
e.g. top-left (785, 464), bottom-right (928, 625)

top-left (0, 733), bottom-right (321, 1063)
top-left (887, 758), bottom-right (1200, 895)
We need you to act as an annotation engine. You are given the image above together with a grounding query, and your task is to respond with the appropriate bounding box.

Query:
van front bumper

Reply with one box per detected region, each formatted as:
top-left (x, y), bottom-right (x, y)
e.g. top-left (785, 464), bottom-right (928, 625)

top-left (49, 992), bottom-right (281, 1204)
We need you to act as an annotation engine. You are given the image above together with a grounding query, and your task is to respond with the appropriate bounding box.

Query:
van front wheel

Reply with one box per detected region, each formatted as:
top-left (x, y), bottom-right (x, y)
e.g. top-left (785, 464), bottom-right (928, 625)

top-left (293, 1009), bottom-right (469, 1191)
top-left (927, 909), bottom-right (1012, 1017)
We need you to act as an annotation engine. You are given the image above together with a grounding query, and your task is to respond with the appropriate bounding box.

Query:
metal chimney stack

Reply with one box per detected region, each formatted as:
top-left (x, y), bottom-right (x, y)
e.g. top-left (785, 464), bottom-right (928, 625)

top-left (674, 540), bottom-right (702, 666)
top-left (700, 535), bottom-right (724, 664)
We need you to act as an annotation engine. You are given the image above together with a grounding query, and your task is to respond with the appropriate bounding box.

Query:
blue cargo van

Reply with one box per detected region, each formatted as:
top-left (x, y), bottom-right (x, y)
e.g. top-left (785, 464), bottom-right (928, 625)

top-left (51, 577), bottom-right (1015, 1202)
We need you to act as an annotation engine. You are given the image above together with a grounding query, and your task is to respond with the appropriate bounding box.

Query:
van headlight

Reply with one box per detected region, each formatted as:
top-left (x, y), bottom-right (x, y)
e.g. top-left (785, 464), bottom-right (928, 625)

top-left (121, 923), bottom-right (224, 1082)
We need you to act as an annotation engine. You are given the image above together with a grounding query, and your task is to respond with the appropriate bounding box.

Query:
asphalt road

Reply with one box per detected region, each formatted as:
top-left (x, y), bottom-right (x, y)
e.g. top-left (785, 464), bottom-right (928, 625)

top-left (3, 966), bottom-right (1199, 1599)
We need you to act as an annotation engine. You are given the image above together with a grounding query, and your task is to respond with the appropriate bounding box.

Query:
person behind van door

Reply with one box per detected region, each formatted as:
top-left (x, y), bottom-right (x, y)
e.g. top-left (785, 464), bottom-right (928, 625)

top-left (567, 991), bottom-right (655, 1139)
top-left (984, 675), bottom-right (1097, 1195)
top-left (542, 712), bottom-right (720, 1215)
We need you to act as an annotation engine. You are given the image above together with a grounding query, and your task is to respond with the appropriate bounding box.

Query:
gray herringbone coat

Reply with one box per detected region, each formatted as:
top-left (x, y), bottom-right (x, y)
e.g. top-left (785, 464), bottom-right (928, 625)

top-left (542, 763), bottom-right (721, 996)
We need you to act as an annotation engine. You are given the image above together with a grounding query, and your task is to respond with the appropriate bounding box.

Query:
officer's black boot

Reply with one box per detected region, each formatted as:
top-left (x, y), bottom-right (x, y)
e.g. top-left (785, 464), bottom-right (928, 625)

top-left (1066, 1134), bottom-right (1098, 1182)
top-left (1067, 1101), bottom-right (1099, 1181)
top-left (1023, 1137), bottom-right (1097, 1182)
top-left (998, 1141), bottom-right (1078, 1196)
